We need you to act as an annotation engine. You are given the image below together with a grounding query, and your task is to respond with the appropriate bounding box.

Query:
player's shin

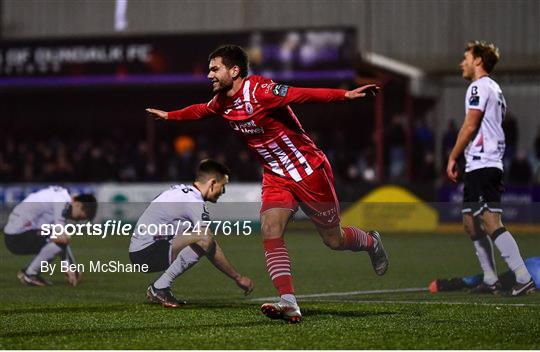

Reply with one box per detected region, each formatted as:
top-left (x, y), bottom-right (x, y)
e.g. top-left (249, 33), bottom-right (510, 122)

top-left (62, 244), bottom-right (77, 266)
top-left (25, 241), bottom-right (64, 275)
top-left (472, 235), bottom-right (498, 285)
top-left (154, 246), bottom-right (201, 289)
top-left (491, 227), bottom-right (532, 284)
top-left (264, 237), bottom-right (296, 303)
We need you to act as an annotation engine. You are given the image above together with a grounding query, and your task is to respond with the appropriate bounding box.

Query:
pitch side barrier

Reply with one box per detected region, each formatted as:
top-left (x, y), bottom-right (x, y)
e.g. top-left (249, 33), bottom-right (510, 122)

top-left (1, 184), bottom-right (539, 234)
top-left (340, 185), bottom-right (540, 233)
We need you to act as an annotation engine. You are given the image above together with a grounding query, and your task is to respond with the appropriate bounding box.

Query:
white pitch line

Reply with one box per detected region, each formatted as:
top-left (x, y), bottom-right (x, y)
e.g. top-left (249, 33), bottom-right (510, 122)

top-left (249, 287), bottom-right (428, 302)
top-left (308, 299), bottom-right (540, 308)
top-left (248, 287), bottom-right (540, 307)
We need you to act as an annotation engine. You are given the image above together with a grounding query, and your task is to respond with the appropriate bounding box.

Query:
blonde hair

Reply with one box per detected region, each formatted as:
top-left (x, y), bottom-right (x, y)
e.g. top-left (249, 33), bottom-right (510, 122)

top-left (465, 41), bottom-right (500, 73)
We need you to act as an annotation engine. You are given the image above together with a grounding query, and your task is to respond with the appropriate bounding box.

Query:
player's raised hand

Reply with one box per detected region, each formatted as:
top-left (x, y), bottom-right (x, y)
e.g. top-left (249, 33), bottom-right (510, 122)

top-left (345, 84), bottom-right (380, 99)
top-left (446, 158), bottom-right (459, 183)
top-left (146, 108), bottom-right (169, 120)
top-left (236, 275), bottom-right (254, 295)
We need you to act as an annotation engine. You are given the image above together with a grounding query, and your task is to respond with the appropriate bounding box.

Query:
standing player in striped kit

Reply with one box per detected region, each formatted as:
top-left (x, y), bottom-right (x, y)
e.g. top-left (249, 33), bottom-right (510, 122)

top-left (146, 45), bottom-right (389, 323)
top-left (447, 41), bottom-right (535, 296)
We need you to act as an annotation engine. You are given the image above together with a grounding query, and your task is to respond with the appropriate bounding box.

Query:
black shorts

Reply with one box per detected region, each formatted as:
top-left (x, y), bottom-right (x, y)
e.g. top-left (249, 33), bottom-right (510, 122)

top-left (129, 240), bottom-right (171, 273)
top-left (462, 167), bottom-right (504, 217)
top-left (4, 230), bottom-right (48, 255)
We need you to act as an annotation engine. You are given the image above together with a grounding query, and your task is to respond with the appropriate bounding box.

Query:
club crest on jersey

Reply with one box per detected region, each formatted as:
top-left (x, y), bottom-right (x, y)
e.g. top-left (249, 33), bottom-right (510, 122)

top-left (245, 102), bottom-right (254, 114)
top-left (272, 84), bottom-right (289, 97)
top-left (469, 96), bottom-right (480, 106)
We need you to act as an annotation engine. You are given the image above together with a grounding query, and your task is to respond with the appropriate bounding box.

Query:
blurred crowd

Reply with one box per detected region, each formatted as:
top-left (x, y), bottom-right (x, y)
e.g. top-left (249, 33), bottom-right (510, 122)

top-left (1, 119), bottom-right (540, 185)
top-left (0, 134), bottom-right (260, 183)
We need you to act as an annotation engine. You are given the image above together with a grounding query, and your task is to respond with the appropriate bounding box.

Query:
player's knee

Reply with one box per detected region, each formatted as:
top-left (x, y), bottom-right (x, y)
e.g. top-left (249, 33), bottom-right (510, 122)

top-left (483, 223), bottom-right (500, 238)
top-left (463, 222), bottom-right (473, 236)
top-left (52, 234), bottom-right (70, 245)
top-left (196, 233), bottom-right (214, 251)
top-left (463, 219), bottom-right (476, 237)
top-left (321, 234), bottom-right (341, 250)
top-left (480, 215), bottom-right (501, 236)
top-left (260, 221), bottom-right (285, 238)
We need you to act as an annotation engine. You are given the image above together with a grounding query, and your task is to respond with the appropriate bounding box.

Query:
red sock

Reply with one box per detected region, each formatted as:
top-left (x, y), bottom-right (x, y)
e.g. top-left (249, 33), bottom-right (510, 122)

top-left (339, 226), bottom-right (374, 251)
top-left (263, 237), bottom-right (294, 295)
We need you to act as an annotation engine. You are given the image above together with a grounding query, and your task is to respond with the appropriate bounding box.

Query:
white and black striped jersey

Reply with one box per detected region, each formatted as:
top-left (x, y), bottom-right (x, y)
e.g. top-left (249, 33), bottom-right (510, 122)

top-left (464, 76), bottom-right (506, 172)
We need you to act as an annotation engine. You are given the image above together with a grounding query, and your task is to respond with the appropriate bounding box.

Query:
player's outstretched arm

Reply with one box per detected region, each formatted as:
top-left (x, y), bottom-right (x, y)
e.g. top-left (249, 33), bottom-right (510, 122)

top-left (146, 103), bottom-right (216, 121)
top-left (344, 84), bottom-right (380, 99)
top-left (207, 241), bottom-right (254, 295)
top-left (146, 108), bottom-right (168, 119)
top-left (261, 83), bottom-right (380, 108)
top-left (63, 244), bottom-right (81, 286)
top-left (51, 235), bottom-right (81, 286)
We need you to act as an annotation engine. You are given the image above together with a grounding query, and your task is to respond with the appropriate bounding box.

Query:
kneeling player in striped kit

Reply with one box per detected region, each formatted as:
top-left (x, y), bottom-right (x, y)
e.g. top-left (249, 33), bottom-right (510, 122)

top-left (3, 186), bottom-right (97, 286)
top-left (129, 159), bottom-right (253, 307)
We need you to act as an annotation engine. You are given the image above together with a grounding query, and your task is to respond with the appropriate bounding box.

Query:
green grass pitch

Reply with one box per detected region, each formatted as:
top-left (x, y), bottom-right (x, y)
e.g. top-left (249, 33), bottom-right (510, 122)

top-left (1, 229), bottom-right (539, 349)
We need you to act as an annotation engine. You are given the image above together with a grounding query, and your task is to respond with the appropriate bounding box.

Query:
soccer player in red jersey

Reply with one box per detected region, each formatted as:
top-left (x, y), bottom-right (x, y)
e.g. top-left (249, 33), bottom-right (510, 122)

top-left (146, 45), bottom-right (388, 323)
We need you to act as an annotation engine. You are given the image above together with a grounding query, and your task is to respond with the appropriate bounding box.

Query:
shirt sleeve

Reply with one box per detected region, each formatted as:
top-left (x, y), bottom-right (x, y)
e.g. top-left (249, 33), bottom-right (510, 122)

top-left (255, 81), bottom-right (347, 109)
top-left (52, 202), bottom-right (68, 225)
top-left (168, 97), bottom-right (219, 120)
top-left (183, 201), bottom-right (211, 227)
top-left (466, 82), bottom-right (489, 112)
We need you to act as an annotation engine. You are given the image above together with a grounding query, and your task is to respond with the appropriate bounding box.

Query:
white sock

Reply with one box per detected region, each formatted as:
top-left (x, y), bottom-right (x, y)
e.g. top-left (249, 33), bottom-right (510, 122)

top-left (281, 294), bottom-right (297, 305)
top-left (494, 231), bottom-right (532, 284)
top-left (473, 236), bottom-right (498, 285)
top-left (63, 244), bottom-right (77, 265)
top-left (26, 242), bottom-right (63, 275)
top-left (154, 246), bottom-right (201, 289)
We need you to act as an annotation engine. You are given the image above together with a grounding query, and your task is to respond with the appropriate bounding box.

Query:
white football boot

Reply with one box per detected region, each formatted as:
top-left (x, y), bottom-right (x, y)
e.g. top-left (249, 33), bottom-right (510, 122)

top-left (261, 299), bottom-right (302, 323)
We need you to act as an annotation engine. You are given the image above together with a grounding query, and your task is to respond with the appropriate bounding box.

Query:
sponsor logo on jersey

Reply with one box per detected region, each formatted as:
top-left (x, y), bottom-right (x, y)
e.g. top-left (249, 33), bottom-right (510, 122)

top-left (61, 203), bottom-right (71, 218)
top-left (272, 84), bottom-right (289, 97)
top-left (229, 120), bottom-right (264, 135)
top-left (202, 204), bottom-right (210, 221)
top-left (469, 95), bottom-right (480, 106)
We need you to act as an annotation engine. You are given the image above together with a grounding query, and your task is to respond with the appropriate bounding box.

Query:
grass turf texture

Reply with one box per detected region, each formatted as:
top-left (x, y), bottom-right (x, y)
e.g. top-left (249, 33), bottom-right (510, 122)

top-left (1, 230), bottom-right (539, 349)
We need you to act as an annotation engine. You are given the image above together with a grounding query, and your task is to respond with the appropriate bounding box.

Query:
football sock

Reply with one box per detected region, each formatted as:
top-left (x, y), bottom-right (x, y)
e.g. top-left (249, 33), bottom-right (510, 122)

top-left (264, 237), bottom-right (294, 296)
top-left (154, 246), bottom-right (201, 289)
top-left (26, 241), bottom-right (63, 275)
top-left (492, 228), bottom-right (532, 284)
top-left (339, 226), bottom-right (374, 251)
top-left (472, 236), bottom-right (498, 285)
top-left (62, 244), bottom-right (77, 265)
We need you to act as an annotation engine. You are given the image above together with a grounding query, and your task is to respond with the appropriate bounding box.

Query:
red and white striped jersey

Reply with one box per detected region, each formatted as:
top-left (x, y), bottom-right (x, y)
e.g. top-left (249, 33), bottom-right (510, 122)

top-left (168, 75), bottom-right (347, 182)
